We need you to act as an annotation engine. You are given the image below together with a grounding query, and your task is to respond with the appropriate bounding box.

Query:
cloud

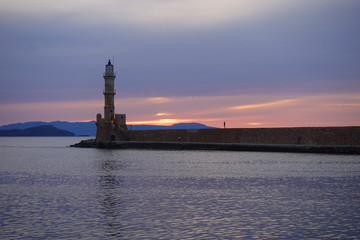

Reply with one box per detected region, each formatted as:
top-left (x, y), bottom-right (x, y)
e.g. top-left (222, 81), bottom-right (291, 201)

top-left (147, 97), bottom-right (174, 104)
top-left (0, 100), bottom-right (102, 111)
top-left (1, 0), bottom-right (359, 100)
top-left (122, 93), bottom-right (360, 127)
top-left (229, 99), bottom-right (298, 111)
top-left (128, 118), bottom-right (193, 126)
top-left (155, 112), bottom-right (173, 117)
top-left (0, 93), bottom-right (359, 127)
top-left (111, 0), bottom-right (301, 30)
top-left (0, 0), bottom-right (309, 31)
top-left (0, 0), bottom-right (359, 127)
top-left (247, 123), bottom-right (263, 126)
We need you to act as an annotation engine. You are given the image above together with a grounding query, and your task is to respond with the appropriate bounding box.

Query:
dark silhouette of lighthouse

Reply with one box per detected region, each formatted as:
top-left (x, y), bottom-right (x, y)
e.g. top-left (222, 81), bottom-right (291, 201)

top-left (96, 60), bottom-right (127, 141)
top-left (103, 60), bottom-right (116, 120)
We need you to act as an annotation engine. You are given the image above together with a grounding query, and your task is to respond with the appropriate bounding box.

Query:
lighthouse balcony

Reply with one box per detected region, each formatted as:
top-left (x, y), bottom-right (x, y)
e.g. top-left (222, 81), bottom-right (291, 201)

top-left (103, 89), bottom-right (116, 95)
top-left (103, 72), bottom-right (116, 77)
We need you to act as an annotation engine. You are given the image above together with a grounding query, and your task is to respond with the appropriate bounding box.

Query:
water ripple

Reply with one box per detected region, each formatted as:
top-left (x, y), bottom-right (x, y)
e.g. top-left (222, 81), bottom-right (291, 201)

top-left (1, 138), bottom-right (360, 239)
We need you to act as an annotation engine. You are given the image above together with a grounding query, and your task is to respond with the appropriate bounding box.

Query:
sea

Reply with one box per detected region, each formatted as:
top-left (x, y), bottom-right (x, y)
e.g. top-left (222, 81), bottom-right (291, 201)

top-left (1, 137), bottom-right (360, 239)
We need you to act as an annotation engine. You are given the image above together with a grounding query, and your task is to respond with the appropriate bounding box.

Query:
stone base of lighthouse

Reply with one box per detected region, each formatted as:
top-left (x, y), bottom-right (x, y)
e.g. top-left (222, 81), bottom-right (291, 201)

top-left (95, 113), bottom-right (128, 142)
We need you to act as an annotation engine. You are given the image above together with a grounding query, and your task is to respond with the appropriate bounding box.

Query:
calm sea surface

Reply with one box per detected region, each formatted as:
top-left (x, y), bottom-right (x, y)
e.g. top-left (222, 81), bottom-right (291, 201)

top-left (1, 137), bottom-right (360, 239)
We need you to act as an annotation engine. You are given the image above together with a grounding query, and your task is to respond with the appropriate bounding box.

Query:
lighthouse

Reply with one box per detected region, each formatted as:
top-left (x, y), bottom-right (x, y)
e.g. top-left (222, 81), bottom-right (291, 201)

top-left (103, 60), bottom-right (116, 120)
top-left (96, 60), bottom-right (127, 142)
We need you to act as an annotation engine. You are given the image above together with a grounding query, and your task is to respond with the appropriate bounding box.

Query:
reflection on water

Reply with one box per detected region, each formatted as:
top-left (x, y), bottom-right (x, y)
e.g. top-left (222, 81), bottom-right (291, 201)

top-left (97, 151), bottom-right (125, 239)
top-left (0, 137), bottom-right (360, 239)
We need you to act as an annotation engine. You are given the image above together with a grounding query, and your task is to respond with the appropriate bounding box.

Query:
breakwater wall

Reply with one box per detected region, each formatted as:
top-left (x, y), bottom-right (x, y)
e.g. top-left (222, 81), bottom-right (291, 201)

top-left (73, 140), bottom-right (360, 154)
top-left (124, 127), bottom-right (360, 146)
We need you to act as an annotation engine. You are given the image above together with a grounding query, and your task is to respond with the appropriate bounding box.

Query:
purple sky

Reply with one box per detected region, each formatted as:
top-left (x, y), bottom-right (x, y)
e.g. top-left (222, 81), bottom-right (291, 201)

top-left (0, 0), bottom-right (359, 127)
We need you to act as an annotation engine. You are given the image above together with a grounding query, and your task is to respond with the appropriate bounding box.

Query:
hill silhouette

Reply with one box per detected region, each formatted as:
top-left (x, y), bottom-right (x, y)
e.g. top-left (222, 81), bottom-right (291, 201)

top-left (0, 121), bottom-right (216, 136)
top-left (0, 125), bottom-right (75, 136)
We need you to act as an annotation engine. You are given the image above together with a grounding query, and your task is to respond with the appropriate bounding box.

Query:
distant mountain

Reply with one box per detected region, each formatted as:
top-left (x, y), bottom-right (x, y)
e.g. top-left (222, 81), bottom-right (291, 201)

top-left (0, 121), bottom-right (216, 136)
top-left (0, 125), bottom-right (75, 136)
top-left (0, 121), bottom-right (97, 136)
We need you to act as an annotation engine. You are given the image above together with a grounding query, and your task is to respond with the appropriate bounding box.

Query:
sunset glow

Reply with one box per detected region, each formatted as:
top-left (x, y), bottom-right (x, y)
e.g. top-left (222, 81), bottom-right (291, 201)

top-left (1, 93), bottom-right (359, 128)
top-left (0, 1), bottom-right (359, 128)
top-left (229, 99), bottom-right (297, 111)
top-left (155, 112), bottom-right (174, 117)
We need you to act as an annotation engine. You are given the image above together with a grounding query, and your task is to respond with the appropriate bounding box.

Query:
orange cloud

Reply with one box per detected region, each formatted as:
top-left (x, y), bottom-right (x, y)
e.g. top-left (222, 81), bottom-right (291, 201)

top-left (125, 93), bottom-right (360, 128)
top-left (155, 112), bottom-right (173, 117)
top-left (147, 97), bottom-right (173, 104)
top-left (1, 93), bottom-right (359, 128)
top-left (247, 122), bottom-right (263, 126)
top-left (128, 118), bottom-right (184, 126)
top-left (229, 99), bottom-right (297, 110)
top-left (128, 117), bottom-right (224, 126)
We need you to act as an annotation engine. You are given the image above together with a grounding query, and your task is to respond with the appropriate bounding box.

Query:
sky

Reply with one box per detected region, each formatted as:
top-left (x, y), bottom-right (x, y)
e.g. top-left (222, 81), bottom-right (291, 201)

top-left (0, 0), bottom-right (359, 128)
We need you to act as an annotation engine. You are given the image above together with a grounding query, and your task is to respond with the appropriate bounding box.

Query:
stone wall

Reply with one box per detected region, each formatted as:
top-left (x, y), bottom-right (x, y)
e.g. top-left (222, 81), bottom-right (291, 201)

top-left (124, 127), bottom-right (360, 145)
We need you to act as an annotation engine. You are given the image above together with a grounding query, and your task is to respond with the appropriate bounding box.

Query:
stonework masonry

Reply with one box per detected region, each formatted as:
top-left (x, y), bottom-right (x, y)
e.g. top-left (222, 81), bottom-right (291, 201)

top-left (95, 60), bottom-right (127, 142)
top-left (123, 127), bottom-right (360, 146)
top-left (92, 61), bottom-right (359, 148)
top-left (96, 113), bottom-right (127, 141)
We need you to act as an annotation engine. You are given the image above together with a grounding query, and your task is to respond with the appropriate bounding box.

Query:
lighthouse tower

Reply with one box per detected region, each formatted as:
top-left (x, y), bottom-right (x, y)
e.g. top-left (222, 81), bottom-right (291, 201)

top-left (96, 60), bottom-right (127, 142)
top-left (103, 60), bottom-right (116, 120)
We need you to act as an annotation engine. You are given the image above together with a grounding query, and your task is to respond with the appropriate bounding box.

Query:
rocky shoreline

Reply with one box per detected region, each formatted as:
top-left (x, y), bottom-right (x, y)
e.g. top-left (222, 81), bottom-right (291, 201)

top-left (70, 139), bottom-right (360, 154)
